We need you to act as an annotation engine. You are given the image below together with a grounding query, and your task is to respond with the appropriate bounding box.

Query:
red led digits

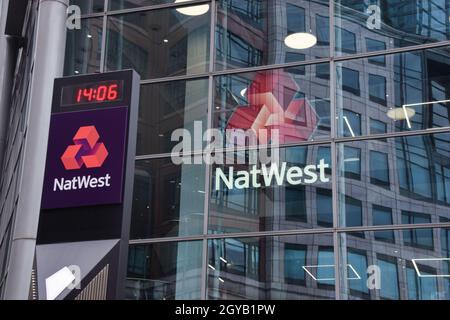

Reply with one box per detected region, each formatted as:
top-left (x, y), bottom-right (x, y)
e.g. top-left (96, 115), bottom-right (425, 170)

top-left (67, 81), bottom-right (122, 105)
top-left (107, 84), bottom-right (118, 100)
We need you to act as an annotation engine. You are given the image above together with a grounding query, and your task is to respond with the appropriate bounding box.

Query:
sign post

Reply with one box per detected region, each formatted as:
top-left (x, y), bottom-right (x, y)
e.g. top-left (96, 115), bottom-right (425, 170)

top-left (35, 70), bottom-right (140, 300)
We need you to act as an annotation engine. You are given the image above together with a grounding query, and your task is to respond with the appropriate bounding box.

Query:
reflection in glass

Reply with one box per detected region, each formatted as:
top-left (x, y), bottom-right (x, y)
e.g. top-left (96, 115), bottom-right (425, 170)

top-left (216, 0), bottom-right (329, 70)
top-left (64, 18), bottom-right (103, 76)
top-left (137, 78), bottom-right (209, 155)
top-left (337, 48), bottom-right (450, 137)
top-left (214, 65), bottom-right (331, 149)
top-left (208, 234), bottom-right (335, 299)
top-left (335, 0), bottom-right (450, 56)
top-left (110, 0), bottom-right (209, 10)
top-left (131, 159), bottom-right (205, 239)
top-left (340, 228), bottom-right (450, 300)
top-left (106, 7), bottom-right (210, 79)
top-left (338, 133), bottom-right (450, 227)
top-left (209, 145), bottom-right (332, 234)
top-left (126, 241), bottom-right (202, 300)
top-left (70, 0), bottom-right (104, 14)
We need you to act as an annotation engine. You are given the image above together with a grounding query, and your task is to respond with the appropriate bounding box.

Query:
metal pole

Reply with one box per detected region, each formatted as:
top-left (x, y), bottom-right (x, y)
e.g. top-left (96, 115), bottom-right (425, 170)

top-left (4, 0), bottom-right (69, 300)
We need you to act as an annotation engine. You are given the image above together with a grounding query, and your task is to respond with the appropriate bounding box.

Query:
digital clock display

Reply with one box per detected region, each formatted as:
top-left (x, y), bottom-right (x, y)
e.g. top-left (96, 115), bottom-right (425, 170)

top-left (61, 80), bottom-right (124, 106)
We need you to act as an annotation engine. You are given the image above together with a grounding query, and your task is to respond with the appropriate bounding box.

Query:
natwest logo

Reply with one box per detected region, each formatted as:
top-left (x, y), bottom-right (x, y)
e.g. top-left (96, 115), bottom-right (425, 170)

top-left (61, 126), bottom-right (109, 170)
top-left (41, 107), bottom-right (128, 209)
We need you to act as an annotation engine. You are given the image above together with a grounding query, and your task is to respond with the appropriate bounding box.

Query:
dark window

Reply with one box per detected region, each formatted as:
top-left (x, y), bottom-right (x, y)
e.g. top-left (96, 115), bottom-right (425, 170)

top-left (225, 0), bottom-right (264, 25)
top-left (316, 14), bottom-right (330, 45)
top-left (348, 249), bottom-right (369, 296)
top-left (372, 205), bottom-right (395, 243)
top-left (317, 247), bottom-right (335, 288)
top-left (370, 151), bottom-right (390, 187)
top-left (216, 26), bottom-right (263, 68)
top-left (377, 255), bottom-right (400, 300)
top-left (287, 4), bottom-right (305, 34)
top-left (344, 146), bottom-right (361, 180)
top-left (369, 74), bottom-right (387, 105)
top-left (285, 185), bottom-right (307, 222)
top-left (316, 63), bottom-right (330, 80)
top-left (317, 188), bottom-right (333, 227)
top-left (317, 146), bottom-right (332, 175)
top-left (396, 136), bottom-right (433, 198)
top-left (402, 212), bottom-right (434, 249)
top-left (406, 264), bottom-right (438, 300)
top-left (366, 38), bottom-right (386, 65)
top-left (335, 27), bottom-right (356, 54)
top-left (370, 118), bottom-right (387, 135)
top-left (342, 109), bottom-right (361, 136)
top-left (314, 98), bottom-right (331, 132)
top-left (222, 238), bottom-right (260, 279)
top-left (341, 67), bottom-right (360, 96)
top-left (285, 52), bottom-right (305, 75)
top-left (284, 243), bottom-right (307, 285)
top-left (344, 197), bottom-right (363, 231)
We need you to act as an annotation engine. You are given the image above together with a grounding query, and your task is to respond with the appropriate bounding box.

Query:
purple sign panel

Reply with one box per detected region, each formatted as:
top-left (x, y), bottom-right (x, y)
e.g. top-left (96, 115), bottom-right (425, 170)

top-left (41, 107), bottom-right (128, 209)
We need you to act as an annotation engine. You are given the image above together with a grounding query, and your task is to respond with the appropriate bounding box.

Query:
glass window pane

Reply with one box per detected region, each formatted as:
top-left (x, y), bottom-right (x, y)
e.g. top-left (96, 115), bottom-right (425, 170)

top-left (137, 78), bottom-right (209, 156)
top-left (339, 67), bottom-right (360, 96)
top-left (70, 0), bottom-right (104, 14)
top-left (208, 234), bottom-right (335, 299)
top-left (209, 145), bottom-right (333, 233)
top-left (344, 196), bottom-right (362, 228)
top-left (335, 0), bottom-right (450, 56)
top-left (370, 151), bottom-right (390, 187)
top-left (106, 7), bottom-right (210, 79)
top-left (366, 38), bottom-right (386, 65)
top-left (336, 48), bottom-right (450, 137)
top-left (126, 241), bottom-right (202, 300)
top-left (372, 205), bottom-right (395, 243)
top-left (339, 133), bottom-right (450, 227)
top-left (110, 0), bottom-right (209, 10)
top-left (216, 0), bottom-right (330, 70)
top-left (343, 146), bottom-right (361, 179)
top-left (341, 109), bottom-right (361, 137)
top-left (370, 118), bottom-right (387, 135)
top-left (340, 228), bottom-right (450, 300)
top-left (369, 74), bottom-right (387, 106)
top-left (131, 159), bottom-right (205, 239)
top-left (64, 18), bottom-right (103, 76)
top-left (335, 27), bottom-right (356, 54)
top-left (317, 188), bottom-right (333, 227)
top-left (214, 66), bottom-right (331, 147)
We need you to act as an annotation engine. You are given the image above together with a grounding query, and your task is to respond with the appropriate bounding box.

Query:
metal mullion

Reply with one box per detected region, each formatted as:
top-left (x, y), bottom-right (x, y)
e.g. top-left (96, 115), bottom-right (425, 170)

top-left (135, 43), bottom-right (450, 86)
top-left (201, 0), bottom-right (216, 299)
top-left (333, 40), bottom-right (450, 63)
top-left (129, 222), bottom-right (450, 245)
top-left (212, 57), bottom-right (332, 76)
top-left (105, 0), bottom-right (211, 16)
top-left (135, 138), bottom-right (333, 161)
top-left (335, 222), bottom-right (450, 233)
top-left (78, 13), bottom-right (105, 19)
top-left (99, 8), bottom-right (107, 73)
top-left (134, 127), bottom-right (450, 162)
top-left (334, 126), bottom-right (450, 143)
top-left (330, 0), bottom-right (341, 301)
top-left (140, 73), bottom-right (209, 85)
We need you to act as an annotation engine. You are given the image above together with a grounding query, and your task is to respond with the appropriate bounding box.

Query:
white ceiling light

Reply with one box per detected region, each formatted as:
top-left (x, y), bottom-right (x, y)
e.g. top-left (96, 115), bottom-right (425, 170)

top-left (387, 107), bottom-right (415, 121)
top-left (284, 32), bottom-right (317, 50)
top-left (175, 0), bottom-right (210, 16)
top-left (387, 106), bottom-right (415, 129)
top-left (240, 88), bottom-right (247, 97)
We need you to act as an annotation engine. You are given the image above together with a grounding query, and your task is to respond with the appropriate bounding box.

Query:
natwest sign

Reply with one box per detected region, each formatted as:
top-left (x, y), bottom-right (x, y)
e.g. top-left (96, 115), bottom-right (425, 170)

top-left (41, 107), bottom-right (128, 210)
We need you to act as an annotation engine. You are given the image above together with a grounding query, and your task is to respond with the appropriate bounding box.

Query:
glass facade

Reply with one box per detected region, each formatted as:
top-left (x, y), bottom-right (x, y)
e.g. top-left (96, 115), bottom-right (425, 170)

top-left (67, 0), bottom-right (450, 300)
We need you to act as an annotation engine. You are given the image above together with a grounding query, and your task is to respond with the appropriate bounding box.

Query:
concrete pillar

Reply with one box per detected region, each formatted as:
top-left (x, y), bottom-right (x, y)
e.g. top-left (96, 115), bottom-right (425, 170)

top-left (4, 0), bottom-right (69, 299)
